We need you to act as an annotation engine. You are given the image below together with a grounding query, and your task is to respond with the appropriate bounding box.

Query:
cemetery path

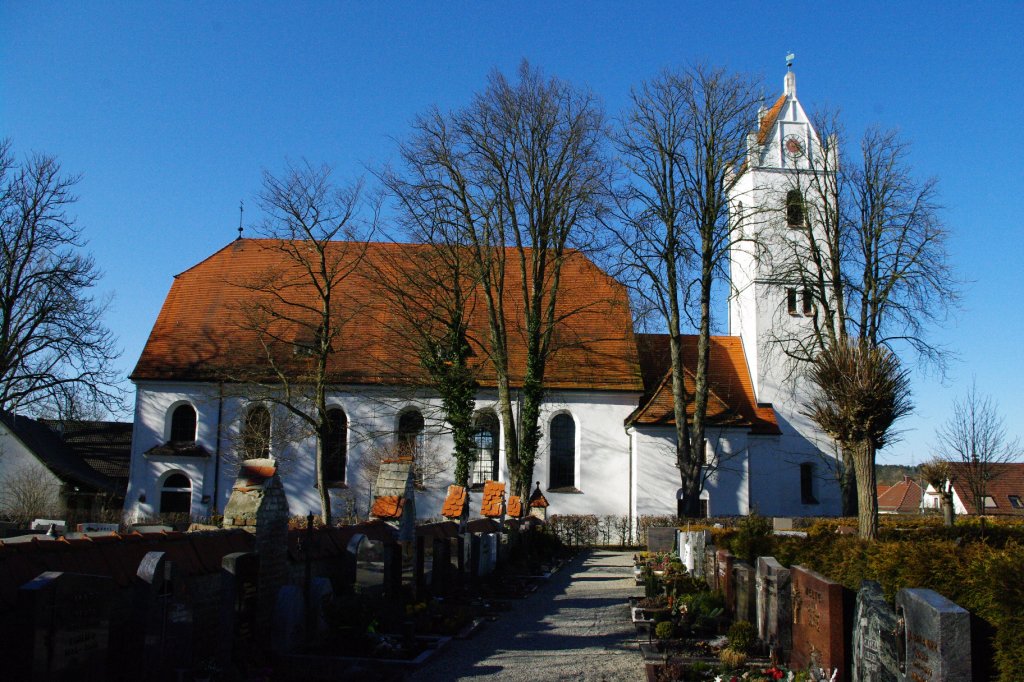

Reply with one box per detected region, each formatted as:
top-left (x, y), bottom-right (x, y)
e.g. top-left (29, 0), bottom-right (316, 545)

top-left (407, 549), bottom-right (644, 682)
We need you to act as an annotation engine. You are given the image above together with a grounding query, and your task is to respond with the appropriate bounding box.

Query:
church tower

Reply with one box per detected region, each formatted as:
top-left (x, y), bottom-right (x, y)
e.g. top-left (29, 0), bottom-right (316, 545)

top-left (728, 60), bottom-right (841, 502)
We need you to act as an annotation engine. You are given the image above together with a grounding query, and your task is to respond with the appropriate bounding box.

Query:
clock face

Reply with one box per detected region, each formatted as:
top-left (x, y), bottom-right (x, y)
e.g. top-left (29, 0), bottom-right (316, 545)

top-left (784, 135), bottom-right (804, 158)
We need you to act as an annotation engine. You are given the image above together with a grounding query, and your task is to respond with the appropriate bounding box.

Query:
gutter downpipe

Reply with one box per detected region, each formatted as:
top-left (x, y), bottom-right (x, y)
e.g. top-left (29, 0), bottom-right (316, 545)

top-left (626, 424), bottom-right (634, 545)
top-left (213, 382), bottom-right (224, 514)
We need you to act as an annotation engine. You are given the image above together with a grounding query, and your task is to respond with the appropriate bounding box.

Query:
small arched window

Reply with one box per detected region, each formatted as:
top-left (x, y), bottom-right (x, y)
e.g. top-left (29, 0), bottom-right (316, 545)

top-left (159, 473), bottom-right (192, 514)
top-left (170, 404), bottom-right (197, 444)
top-left (786, 189), bottom-right (805, 227)
top-left (549, 414), bottom-right (576, 490)
top-left (397, 410), bottom-right (424, 458)
top-left (323, 408), bottom-right (348, 483)
top-left (470, 412), bottom-right (500, 488)
top-left (242, 405), bottom-right (271, 460)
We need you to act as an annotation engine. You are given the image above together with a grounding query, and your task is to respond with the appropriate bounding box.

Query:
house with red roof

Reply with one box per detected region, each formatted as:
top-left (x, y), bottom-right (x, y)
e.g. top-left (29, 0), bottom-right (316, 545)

top-left (123, 66), bottom-right (842, 525)
top-left (877, 476), bottom-right (924, 515)
top-left (922, 462), bottom-right (1024, 517)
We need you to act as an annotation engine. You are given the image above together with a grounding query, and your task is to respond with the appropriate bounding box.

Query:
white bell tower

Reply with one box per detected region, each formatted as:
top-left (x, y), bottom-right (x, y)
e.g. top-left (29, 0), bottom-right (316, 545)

top-left (728, 57), bottom-right (832, 404)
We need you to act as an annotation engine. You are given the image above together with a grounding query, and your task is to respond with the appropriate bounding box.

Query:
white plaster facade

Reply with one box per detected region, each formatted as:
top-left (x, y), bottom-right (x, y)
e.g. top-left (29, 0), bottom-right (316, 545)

top-left (0, 421), bottom-right (65, 514)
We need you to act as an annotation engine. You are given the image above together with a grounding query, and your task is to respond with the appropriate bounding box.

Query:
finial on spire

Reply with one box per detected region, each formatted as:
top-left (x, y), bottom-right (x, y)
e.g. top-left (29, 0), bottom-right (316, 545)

top-left (784, 54), bottom-right (797, 98)
top-left (786, 52), bottom-right (795, 69)
top-left (237, 200), bottom-right (244, 240)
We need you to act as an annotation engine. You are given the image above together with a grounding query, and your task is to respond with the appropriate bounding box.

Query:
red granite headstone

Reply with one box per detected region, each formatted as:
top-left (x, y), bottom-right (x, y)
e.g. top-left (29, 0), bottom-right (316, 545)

top-left (790, 565), bottom-right (850, 681)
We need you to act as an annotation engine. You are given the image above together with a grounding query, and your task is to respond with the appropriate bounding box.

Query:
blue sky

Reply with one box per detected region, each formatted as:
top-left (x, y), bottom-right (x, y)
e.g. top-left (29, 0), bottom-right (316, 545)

top-left (2, 2), bottom-right (1022, 464)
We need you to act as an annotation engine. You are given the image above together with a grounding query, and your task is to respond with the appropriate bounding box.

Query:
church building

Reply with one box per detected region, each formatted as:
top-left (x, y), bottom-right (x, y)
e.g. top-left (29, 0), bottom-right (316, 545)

top-left (124, 67), bottom-right (842, 525)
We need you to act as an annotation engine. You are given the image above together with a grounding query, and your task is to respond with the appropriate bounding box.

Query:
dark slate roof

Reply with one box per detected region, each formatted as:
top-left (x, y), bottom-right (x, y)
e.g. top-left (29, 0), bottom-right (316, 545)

top-left (0, 412), bottom-right (129, 495)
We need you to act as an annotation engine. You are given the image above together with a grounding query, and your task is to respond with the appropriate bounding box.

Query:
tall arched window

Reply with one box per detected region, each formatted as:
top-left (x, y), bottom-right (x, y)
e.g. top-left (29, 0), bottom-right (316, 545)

top-left (786, 190), bottom-right (805, 227)
top-left (549, 413), bottom-right (576, 489)
top-left (323, 408), bottom-right (347, 483)
top-left (242, 405), bottom-right (271, 460)
top-left (397, 410), bottom-right (424, 457)
top-left (159, 473), bottom-right (192, 514)
top-left (470, 412), bottom-right (499, 487)
top-left (170, 404), bottom-right (197, 443)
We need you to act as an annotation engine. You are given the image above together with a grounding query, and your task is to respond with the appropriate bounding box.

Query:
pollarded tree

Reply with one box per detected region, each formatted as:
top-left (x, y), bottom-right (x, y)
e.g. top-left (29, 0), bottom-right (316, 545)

top-left (390, 62), bottom-right (608, 498)
top-left (609, 66), bottom-right (762, 516)
top-left (0, 140), bottom-right (122, 417)
top-left (805, 341), bottom-right (912, 539)
top-left (920, 458), bottom-right (955, 527)
top-left (766, 117), bottom-right (958, 515)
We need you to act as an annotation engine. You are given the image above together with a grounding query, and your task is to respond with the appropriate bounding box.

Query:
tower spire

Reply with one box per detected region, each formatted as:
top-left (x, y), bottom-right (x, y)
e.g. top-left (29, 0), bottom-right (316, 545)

top-left (784, 53), bottom-right (797, 98)
top-left (237, 200), bottom-right (244, 240)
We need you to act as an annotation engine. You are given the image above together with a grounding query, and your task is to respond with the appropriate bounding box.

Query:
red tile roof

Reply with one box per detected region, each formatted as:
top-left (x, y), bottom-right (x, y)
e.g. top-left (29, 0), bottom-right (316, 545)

top-left (131, 240), bottom-right (643, 393)
top-left (627, 334), bottom-right (780, 434)
top-left (480, 481), bottom-right (505, 518)
top-left (756, 94), bottom-right (788, 146)
top-left (507, 495), bottom-right (523, 518)
top-left (441, 485), bottom-right (468, 519)
top-left (946, 462), bottom-right (1024, 516)
top-left (877, 476), bottom-right (923, 514)
top-left (528, 485), bottom-right (549, 508)
top-left (370, 495), bottom-right (405, 519)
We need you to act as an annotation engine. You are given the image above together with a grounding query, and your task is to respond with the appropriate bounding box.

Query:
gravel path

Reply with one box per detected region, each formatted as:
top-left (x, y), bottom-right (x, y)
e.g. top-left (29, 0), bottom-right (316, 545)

top-left (407, 549), bottom-right (645, 682)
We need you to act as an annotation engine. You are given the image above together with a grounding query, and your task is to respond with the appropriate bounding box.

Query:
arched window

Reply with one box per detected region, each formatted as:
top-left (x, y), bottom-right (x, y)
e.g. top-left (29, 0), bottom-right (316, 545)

top-left (159, 473), bottom-right (192, 514)
top-left (786, 189), bottom-right (805, 227)
top-left (397, 410), bottom-right (424, 457)
top-left (470, 412), bottom-right (499, 487)
top-left (170, 404), bottom-right (197, 443)
top-left (323, 408), bottom-right (347, 483)
top-left (549, 413), bottom-right (576, 489)
top-left (241, 405), bottom-right (271, 460)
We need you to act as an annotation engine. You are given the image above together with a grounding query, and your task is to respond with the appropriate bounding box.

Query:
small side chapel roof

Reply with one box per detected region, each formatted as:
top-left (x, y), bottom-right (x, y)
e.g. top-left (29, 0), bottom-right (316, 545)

top-left (627, 334), bottom-right (780, 435)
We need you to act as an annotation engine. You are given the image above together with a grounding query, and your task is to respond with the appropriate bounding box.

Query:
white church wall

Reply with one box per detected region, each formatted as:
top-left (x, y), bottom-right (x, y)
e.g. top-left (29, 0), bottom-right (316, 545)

top-left (126, 381), bottom-right (640, 521)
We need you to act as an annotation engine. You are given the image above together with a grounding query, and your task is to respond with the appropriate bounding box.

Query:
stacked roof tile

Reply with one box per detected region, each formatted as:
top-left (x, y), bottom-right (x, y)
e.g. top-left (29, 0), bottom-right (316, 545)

top-left (507, 495), bottom-right (522, 518)
top-left (480, 481), bottom-right (505, 518)
top-left (370, 496), bottom-right (404, 520)
top-left (441, 485), bottom-right (468, 519)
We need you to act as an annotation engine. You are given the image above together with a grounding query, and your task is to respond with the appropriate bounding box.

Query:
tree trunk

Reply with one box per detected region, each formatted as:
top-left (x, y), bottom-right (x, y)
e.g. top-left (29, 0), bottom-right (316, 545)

top-left (841, 446), bottom-right (859, 518)
top-left (850, 440), bottom-right (877, 540)
top-left (940, 493), bottom-right (955, 527)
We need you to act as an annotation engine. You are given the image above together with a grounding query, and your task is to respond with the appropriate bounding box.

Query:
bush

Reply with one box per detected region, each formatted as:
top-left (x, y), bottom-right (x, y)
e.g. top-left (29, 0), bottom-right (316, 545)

top-left (655, 620), bottom-right (675, 640)
top-left (727, 620), bottom-right (757, 654)
top-left (718, 647), bottom-right (747, 671)
top-left (728, 511), bottom-right (774, 564)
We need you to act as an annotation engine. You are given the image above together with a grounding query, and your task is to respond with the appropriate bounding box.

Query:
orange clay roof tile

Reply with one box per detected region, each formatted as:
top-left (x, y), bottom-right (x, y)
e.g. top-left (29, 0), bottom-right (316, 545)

top-left (528, 487), bottom-right (549, 508)
top-left (756, 94), bottom-right (788, 146)
top-left (507, 495), bottom-right (523, 518)
top-left (370, 495), bottom-right (404, 520)
top-left (441, 485), bottom-right (468, 519)
top-left (877, 477), bottom-right (923, 514)
top-left (131, 240), bottom-right (643, 393)
top-left (628, 334), bottom-right (781, 435)
top-left (480, 481), bottom-right (505, 518)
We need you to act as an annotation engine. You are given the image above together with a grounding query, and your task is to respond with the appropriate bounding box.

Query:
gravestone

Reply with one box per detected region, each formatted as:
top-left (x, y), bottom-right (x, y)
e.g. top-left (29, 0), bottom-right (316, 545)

top-left (17, 571), bottom-right (114, 681)
top-left (895, 588), bottom-right (971, 682)
top-left (383, 542), bottom-right (403, 598)
top-left (647, 526), bottom-right (676, 553)
top-left (271, 585), bottom-right (305, 655)
top-left (703, 545), bottom-right (717, 590)
top-left (342, 533), bottom-right (366, 592)
top-left (716, 549), bottom-right (734, 616)
top-left (773, 517), bottom-right (795, 531)
top-left (354, 536), bottom-right (385, 595)
top-left (733, 561), bottom-right (756, 625)
top-left (220, 552), bottom-right (260, 670)
top-left (852, 581), bottom-right (897, 682)
top-left (756, 557), bottom-right (791, 658)
top-left (431, 537), bottom-right (451, 594)
top-left (791, 565), bottom-right (851, 681)
top-left (679, 530), bottom-right (708, 577)
top-left (135, 551), bottom-right (194, 681)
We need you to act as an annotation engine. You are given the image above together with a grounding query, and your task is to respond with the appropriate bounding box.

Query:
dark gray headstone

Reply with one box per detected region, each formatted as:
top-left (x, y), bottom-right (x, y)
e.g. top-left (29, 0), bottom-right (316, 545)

top-left (733, 561), bottom-right (756, 625)
top-left (271, 585), bottom-right (304, 655)
top-left (353, 536), bottom-right (385, 594)
top-left (135, 551), bottom-right (193, 681)
top-left (895, 588), bottom-right (971, 682)
top-left (220, 552), bottom-right (260, 670)
top-left (647, 526), bottom-right (676, 553)
top-left (755, 556), bottom-right (791, 658)
top-left (17, 571), bottom-right (113, 681)
top-left (431, 537), bottom-right (451, 594)
top-left (703, 545), bottom-right (717, 591)
top-left (852, 581), bottom-right (898, 682)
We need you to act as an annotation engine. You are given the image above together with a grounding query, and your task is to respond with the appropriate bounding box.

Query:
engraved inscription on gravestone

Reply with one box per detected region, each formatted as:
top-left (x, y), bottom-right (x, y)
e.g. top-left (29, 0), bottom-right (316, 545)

top-left (895, 588), bottom-right (971, 682)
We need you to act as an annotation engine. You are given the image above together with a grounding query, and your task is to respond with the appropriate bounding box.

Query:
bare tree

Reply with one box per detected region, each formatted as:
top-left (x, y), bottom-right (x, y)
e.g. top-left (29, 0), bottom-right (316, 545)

top-left (0, 140), bottom-right (122, 417)
top-left (805, 341), bottom-right (912, 539)
top-left (609, 66), bottom-right (762, 516)
top-left (935, 381), bottom-right (1020, 518)
top-left (388, 62), bottom-right (607, 498)
top-left (373, 161), bottom-right (482, 488)
top-left (0, 460), bottom-right (62, 523)
top-left (764, 116), bottom-right (958, 515)
top-left (228, 161), bottom-right (376, 524)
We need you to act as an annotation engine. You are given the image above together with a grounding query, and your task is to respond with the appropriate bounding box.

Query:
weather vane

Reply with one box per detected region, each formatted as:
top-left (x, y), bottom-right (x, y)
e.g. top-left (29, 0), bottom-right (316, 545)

top-left (237, 200), bottom-right (244, 240)
top-left (786, 52), bottom-right (796, 69)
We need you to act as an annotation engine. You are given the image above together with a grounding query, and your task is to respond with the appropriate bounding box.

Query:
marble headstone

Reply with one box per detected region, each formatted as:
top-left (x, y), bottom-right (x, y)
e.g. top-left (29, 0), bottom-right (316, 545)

top-left (756, 557), bottom-right (792, 658)
top-left (647, 526), bottom-right (677, 553)
top-left (895, 588), bottom-right (971, 682)
top-left (852, 581), bottom-right (897, 682)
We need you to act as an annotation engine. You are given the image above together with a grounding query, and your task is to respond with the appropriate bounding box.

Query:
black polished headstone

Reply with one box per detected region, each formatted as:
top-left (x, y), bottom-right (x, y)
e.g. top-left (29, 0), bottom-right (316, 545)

top-left (852, 581), bottom-right (897, 682)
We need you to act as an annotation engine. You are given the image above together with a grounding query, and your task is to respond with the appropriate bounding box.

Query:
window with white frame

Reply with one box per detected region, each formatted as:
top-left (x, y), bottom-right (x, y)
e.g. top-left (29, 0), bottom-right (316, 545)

top-left (549, 413), bottom-right (576, 490)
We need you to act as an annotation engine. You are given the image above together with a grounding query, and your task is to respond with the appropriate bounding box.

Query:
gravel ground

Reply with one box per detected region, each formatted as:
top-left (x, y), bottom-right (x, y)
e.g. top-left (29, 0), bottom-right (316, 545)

top-left (407, 549), bottom-right (645, 682)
